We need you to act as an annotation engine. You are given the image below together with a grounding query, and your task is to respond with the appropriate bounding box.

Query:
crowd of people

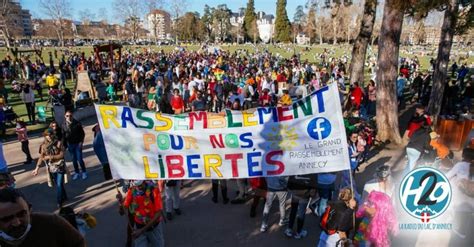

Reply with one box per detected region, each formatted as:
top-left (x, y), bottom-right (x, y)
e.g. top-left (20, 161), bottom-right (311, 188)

top-left (0, 44), bottom-right (472, 247)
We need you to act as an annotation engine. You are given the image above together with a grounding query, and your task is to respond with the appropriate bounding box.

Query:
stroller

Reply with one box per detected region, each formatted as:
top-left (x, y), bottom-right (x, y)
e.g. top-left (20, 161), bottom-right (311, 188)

top-left (2, 105), bottom-right (17, 127)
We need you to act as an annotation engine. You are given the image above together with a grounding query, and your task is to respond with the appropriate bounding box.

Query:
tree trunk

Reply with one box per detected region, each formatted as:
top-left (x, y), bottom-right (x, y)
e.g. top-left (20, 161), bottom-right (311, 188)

top-left (427, 0), bottom-right (458, 124)
top-left (347, 25), bottom-right (350, 44)
top-left (375, 0), bottom-right (404, 145)
top-left (332, 18), bottom-right (337, 45)
top-left (349, 0), bottom-right (377, 86)
top-left (319, 22), bottom-right (322, 45)
top-left (59, 22), bottom-right (65, 47)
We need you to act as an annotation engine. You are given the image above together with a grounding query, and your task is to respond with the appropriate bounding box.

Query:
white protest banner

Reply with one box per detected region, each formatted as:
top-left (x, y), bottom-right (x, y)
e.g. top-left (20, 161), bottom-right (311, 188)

top-left (95, 83), bottom-right (351, 180)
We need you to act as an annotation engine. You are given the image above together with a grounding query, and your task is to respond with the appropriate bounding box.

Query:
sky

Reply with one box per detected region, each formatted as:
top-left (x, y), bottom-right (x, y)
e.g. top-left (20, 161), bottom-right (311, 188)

top-left (21, 0), bottom-right (309, 23)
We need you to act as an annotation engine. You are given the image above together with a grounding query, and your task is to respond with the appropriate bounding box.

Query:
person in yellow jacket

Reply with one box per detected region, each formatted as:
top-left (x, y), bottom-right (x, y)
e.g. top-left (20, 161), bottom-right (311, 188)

top-left (278, 89), bottom-right (292, 106)
top-left (46, 71), bottom-right (59, 89)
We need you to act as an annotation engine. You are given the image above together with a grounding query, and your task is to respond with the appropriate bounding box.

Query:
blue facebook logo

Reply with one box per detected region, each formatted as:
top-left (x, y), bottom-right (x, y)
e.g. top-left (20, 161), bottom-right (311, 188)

top-left (307, 117), bottom-right (332, 140)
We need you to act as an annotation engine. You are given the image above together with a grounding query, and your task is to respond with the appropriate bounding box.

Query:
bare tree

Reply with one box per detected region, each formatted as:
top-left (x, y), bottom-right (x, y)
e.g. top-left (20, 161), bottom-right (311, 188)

top-left (305, 0), bottom-right (323, 44)
top-left (413, 19), bottom-right (427, 45)
top-left (112, 0), bottom-right (143, 41)
top-left (349, 0), bottom-right (377, 86)
top-left (39, 0), bottom-right (72, 47)
top-left (168, 0), bottom-right (188, 44)
top-left (0, 0), bottom-right (24, 52)
top-left (78, 8), bottom-right (96, 24)
top-left (97, 7), bottom-right (109, 23)
top-left (323, 0), bottom-right (353, 45)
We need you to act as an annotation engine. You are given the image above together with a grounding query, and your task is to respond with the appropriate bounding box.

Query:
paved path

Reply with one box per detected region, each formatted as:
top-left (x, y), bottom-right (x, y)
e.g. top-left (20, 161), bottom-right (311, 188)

top-left (4, 114), bottom-right (472, 247)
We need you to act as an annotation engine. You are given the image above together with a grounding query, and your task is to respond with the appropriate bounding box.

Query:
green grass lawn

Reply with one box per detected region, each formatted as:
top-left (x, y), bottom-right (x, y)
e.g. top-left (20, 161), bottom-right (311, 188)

top-left (1, 44), bottom-right (471, 70)
top-left (3, 79), bottom-right (76, 138)
top-left (0, 43), bottom-right (471, 139)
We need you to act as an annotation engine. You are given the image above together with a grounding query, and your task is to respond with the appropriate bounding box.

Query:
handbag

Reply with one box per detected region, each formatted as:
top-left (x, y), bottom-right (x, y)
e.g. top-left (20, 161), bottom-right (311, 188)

top-left (48, 159), bottom-right (66, 174)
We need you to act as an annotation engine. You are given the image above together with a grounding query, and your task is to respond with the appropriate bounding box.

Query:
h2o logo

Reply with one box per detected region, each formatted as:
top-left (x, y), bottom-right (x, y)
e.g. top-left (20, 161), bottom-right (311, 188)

top-left (399, 167), bottom-right (451, 222)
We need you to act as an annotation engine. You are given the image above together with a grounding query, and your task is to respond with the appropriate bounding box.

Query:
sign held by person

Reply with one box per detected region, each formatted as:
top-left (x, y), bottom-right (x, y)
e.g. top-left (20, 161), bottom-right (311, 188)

top-left (95, 83), bottom-right (350, 180)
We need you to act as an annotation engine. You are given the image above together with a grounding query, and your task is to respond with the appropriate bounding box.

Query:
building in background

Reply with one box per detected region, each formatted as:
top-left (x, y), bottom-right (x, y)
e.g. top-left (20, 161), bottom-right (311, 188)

top-left (230, 9), bottom-right (245, 27)
top-left (256, 11), bottom-right (274, 43)
top-left (145, 9), bottom-right (171, 40)
top-left (0, 0), bottom-right (33, 38)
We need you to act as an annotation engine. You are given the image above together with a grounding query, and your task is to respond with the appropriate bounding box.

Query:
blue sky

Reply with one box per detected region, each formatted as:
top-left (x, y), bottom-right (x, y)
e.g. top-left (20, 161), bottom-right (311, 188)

top-left (21, 0), bottom-right (308, 23)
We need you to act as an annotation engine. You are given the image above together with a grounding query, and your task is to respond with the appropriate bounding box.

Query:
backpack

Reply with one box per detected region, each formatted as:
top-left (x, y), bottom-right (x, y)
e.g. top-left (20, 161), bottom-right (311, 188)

top-left (320, 202), bottom-right (338, 235)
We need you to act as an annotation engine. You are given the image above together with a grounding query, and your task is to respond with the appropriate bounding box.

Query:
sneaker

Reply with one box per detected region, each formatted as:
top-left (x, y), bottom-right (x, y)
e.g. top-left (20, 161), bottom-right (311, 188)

top-left (72, 173), bottom-right (80, 180)
top-left (260, 224), bottom-right (268, 232)
top-left (166, 212), bottom-right (172, 221)
top-left (174, 208), bottom-right (181, 215)
top-left (81, 172), bottom-right (88, 180)
top-left (284, 228), bottom-right (293, 238)
top-left (294, 230), bottom-right (308, 239)
top-left (278, 219), bottom-right (289, 226)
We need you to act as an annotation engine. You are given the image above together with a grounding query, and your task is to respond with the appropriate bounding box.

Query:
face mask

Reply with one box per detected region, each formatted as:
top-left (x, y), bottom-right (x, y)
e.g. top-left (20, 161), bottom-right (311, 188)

top-left (0, 223), bottom-right (31, 243)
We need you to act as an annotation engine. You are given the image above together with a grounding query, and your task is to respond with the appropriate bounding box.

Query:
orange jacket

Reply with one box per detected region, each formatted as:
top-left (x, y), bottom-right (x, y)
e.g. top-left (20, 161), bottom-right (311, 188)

top-left (430, 140), bottom-right (449, 159)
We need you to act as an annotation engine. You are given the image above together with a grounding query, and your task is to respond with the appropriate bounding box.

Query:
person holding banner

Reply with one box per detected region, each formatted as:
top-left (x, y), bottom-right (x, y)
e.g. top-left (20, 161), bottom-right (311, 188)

top-left (229, 100), bottom-right (248, 205)
top-left (164, 179), bottom-right (182, 221)
top-left (317, 188), bottom-right (357, 247)
top-left (191, 91), bottom-right (207, 112)
top-left (314, 172), bottom-right (337, 216)
top-left (341, 132), bottom-right (362, 202)
top-left (260, 176), bottom-right (290, 232)
top-left (284, 174), bottom-right (317, 239)
top-left (170, 89), bottom-right (184, 114)
top-left (122, 180), bottom-right (165, 247)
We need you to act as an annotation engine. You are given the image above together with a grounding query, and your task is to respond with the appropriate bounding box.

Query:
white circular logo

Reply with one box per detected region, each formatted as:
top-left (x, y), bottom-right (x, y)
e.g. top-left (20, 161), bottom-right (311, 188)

top-left (399, 167), bottom-right (452, 222)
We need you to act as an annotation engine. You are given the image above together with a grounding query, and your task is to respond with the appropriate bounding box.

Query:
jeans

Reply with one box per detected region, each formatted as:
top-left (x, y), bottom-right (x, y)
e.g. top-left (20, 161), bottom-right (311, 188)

top-left (405, 147), bottom-right (421, 175)
top-left (60, 73), bottom-right (66, 88)
top-left (317, 183), bottom-right (334, 215)
top-left (262, 191), bottom-right (289, 226)
top-left (25, 102), bottom-right (35, 123)
top-left (234, 179), bottom-right (247, 199)
top-left (68, 143), bottom-right (86, 173)
top-left (134, 222), bottom-right (164, 247)
top-left (211, 179), bottom-right (228, 201)
top-left (287, 196), bottom-right (308, 234)
top-left (51, 172), bottom-right (67, 205)
top-left (165, 181), bottom-right (181, 213)
top-left (21, 140), bottom-right (33, 162)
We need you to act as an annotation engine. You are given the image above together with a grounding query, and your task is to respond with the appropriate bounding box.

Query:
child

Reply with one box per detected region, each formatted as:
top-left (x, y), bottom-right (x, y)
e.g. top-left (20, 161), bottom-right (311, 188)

top-left (106, 83), bottom-right (116, 102)
top-left (16, 120), bottom-right (33, 164)
top-left (429, 131), bottom-right (451, 168)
